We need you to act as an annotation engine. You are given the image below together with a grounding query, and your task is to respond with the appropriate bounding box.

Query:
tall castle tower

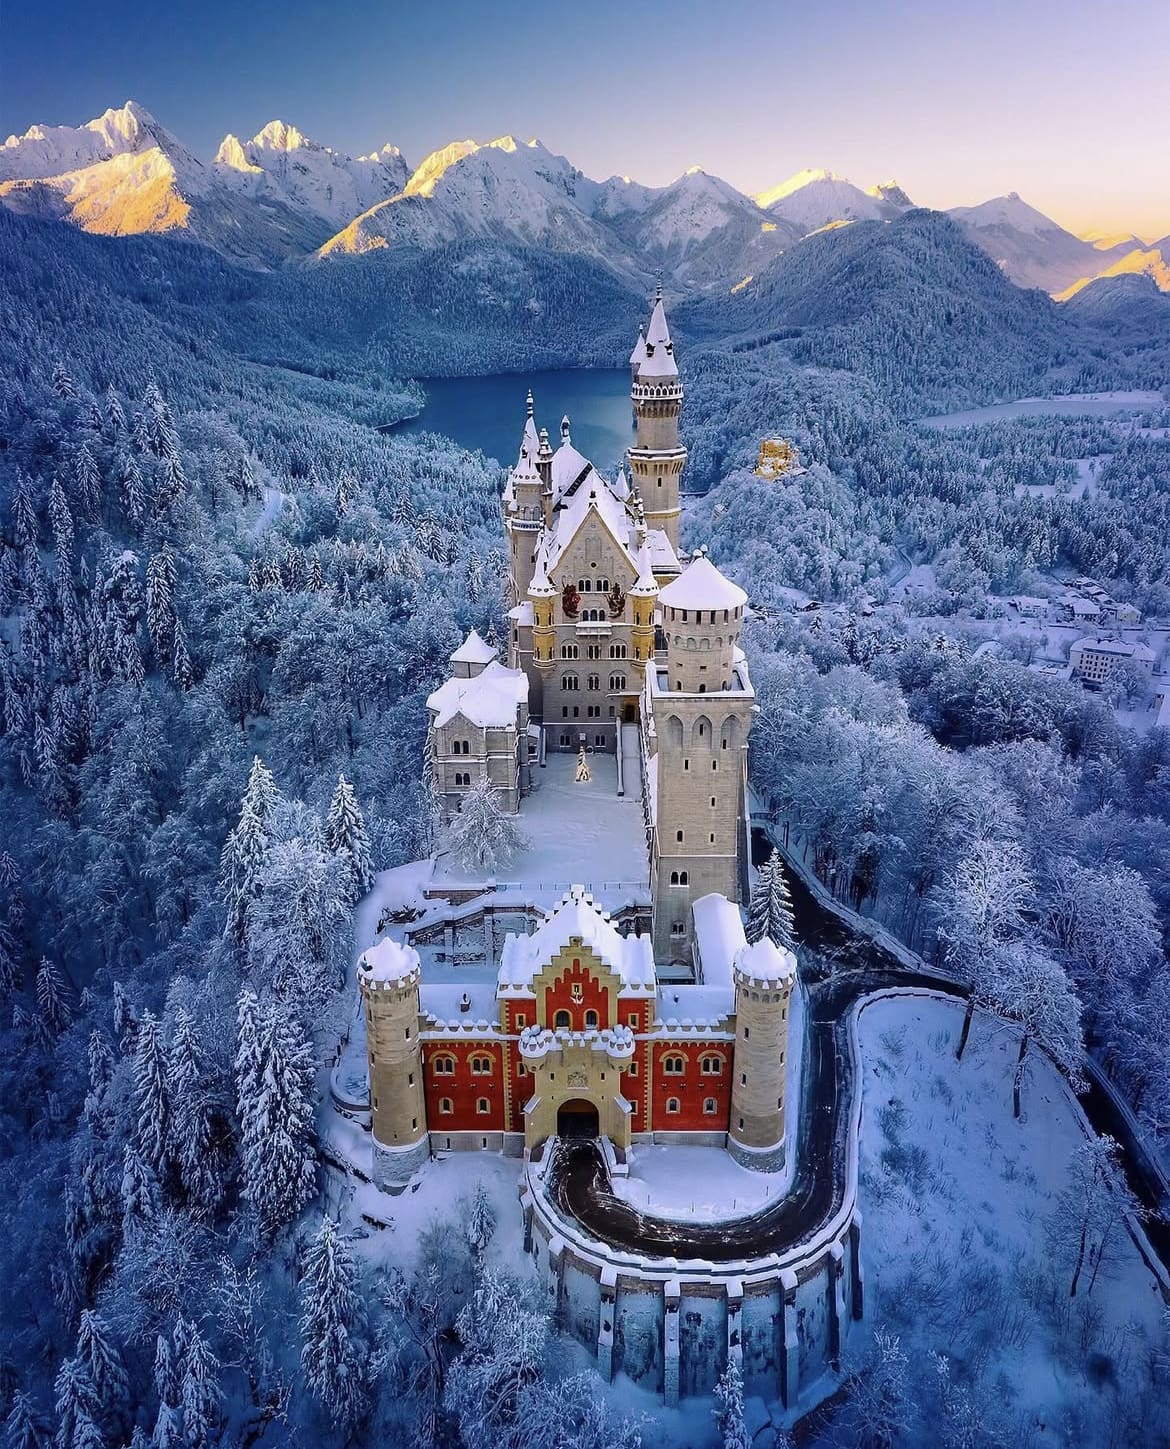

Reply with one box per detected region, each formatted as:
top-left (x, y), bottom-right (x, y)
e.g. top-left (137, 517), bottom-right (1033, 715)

top-left (358, 937), bottom-right (429, 1191)
top-left (729, 938), bottom-right (797, 1170)
top-left (503, 391), bottom-right (544, 604)
top-left (647, 551), bottom-right (754, 963)
top-left (627, 288), bottom-right (685, 553)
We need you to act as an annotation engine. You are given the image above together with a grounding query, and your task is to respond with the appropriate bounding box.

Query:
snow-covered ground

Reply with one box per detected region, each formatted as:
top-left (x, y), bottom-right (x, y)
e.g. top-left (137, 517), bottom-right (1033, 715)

top-left (857, 993), bottom-right (1167, 1446)
top-left (613, 1144), bottom-right (787, 1221)
top-left (430, 750), bottom-right (649, 906)
top-left (917, 391), bottom-right (1165, 428)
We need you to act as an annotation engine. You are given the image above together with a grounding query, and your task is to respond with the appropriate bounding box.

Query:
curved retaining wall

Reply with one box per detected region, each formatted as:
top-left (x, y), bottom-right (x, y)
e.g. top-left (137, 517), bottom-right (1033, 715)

top-left (520, 990), bottom-right (881, 1409)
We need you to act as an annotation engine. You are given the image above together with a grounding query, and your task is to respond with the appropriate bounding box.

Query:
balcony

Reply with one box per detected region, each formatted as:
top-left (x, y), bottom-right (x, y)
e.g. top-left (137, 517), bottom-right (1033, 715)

top-left (576, 619), bottom-right (613, 638)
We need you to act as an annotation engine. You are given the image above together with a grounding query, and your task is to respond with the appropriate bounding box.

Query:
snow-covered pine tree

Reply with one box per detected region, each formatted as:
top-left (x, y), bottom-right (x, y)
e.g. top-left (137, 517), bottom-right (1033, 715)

top-left (299, 1217), bottom-right (368, 1429)
top-left (713, 1357), bottom-right (750, 1449)
top-left (118, 453), bottom-right (146, 530)
top-left (4, 1391), bottom-right (45, 1449)
top-left (325, 773), bottom-right (374, 900)
top-left (120, 1143), bottom-right (161, 1244)
top-left (146, 547), bottom-right (177, 661)
top-left (171, 622), bottom-right (193, 691)
top-left (104, 386), bottom-right (125, 437)
top-left (76, 1312), bottom-right (128, 1425)
top-left (153, 1335), bottom-right (179, 1412)
top-left (237, 1003), bottom-right (317, 1239)
top-left (48, 481), bottom-right (74, 570)
top-left (167, 1009), bottom-right (221, 1216)
top-left (132, 1011), bottom-right (169, 1176)
top-left (73, 444), bottom-right (101, 520)
top-left (52, 1360), bottom-right (96, 1449)
top-left (220, 759), bottom-right (278, 944)
top-left (52, 362), bottom-right (77, 400)
top-left (445, 777), bottom-right (526, 874)
top-left (177, 1321), bottom-right (221, 1449)
top-left (464, 1183), bottom-right (497, 1262)
top-left (745, 852), bottom-right (796, 950)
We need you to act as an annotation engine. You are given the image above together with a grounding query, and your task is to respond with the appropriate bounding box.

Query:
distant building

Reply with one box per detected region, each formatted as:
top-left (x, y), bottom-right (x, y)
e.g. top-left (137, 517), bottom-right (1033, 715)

top-left (1058, 595), bottom-right (1102, 624)
top-left (754, 437), bottom-right (804, 479)
top-left (1008, 595), bottom-right (1050, 618)
top-left (1069, 636), bottom-right (1155, 687)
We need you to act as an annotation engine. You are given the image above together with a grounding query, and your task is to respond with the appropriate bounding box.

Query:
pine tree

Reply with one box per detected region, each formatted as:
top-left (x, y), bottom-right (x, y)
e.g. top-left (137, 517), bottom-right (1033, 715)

top-left (177, 1322), bottom-right (220, 1449)
top-left (299, 1217), bottom-right (368, 1429)
top-left (146, 547), bottom-right (177, 661)
top-left (120, 1143), bottom-right (161, 1243)
top-left (52, 1360), bottom-right (96, 1449)
top-left (153, 1336), bottom-right (178, 1412)
top-left (13, 472), bottom-right (38, 551)
top-left (104, 386), bottom-right (125, 437)
top-left (171, 622), bottom-right (193, 691)
top-left (219, 758), bottom-right (278, 945)
top-left (48, 481), bottom-right (75, 570)
top-left (76, 1312), bottom-right (128, 1423)
top-left (37, 959), bottom-right (72, 1036)
top-left (325, 773), bottom-right (374, 900)
top-left (118, 453), bottom-right (146, 529)
top-left (73, 444), bottom-right (101, 520)
top-left (167, 1009), bottom-right (221, 1215)
top-left (713, 1357), bottom-right (750, 1449)
top-left (465, 1182), bottom-right (497, 1261)
top-left (52, 363), bottom-right (77, 400)
top-left (133, 1012), bottom-right (169, 1175)
top-left (237, 1003), bottom-right (317, 1239)
top-left (142, 382), bottom-right (178, 458)
top-left (745, 852), bottom-right (796, 951)
top-left (5, 1392), bottom-right (45, 1449)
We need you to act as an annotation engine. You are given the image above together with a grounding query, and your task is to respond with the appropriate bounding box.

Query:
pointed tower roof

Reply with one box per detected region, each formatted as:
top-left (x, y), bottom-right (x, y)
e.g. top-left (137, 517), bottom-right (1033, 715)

top-left (629, 325), bottom-right (647, 368)
top-left (630, 543), bottom-right (660, 596)
top-left (519, 388), bottom-right (539, 461)
top-left (639, 289), bottom-right (678, 379)
top-left (528, 550), bottom-right (557, 597)
top-left (450, 629), bottom-right (497, 667)
top-left (658, 551), bottom-right (747, 611)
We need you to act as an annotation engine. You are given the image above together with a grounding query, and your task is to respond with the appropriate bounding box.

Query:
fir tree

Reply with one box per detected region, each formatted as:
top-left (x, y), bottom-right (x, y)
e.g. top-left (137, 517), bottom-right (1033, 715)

top-left (445, 777), bottom-right (526, 873)
top-left (146, 547), bottom-right (177, 661)
top-left (132, 1012), bottom-right (169, 1176)
top-left (4, 1392), bottom-right (45, 1449)
top-left (52, 362), bottom-right (77, 400)
top-left (465, 1182), bottom-right (497, 1262)
top-left (325, 773), bottom-right (374, 900)
top-left (120, 1143), bottom-right (161, 1244)
top-left (52, 1360), bottom-right (95, 1449)
top-left (713, 1357), bottom-right (750, 1449)
top-left (36, 959), bottom-right (72, 1036)
top-left (104, 386), bottom-right (125, 437)
top-left (745, 852), bottom-right (796, 951)
top-left (299, 1217), bottom-right (368, 1429)
top-left (118, 453), bottom-right (146, 529)
top-left (219, 759), bottom-right (277, 945)
top-left (76, 1312), bottom-right (128, 1424)
top-left (237, 1004), bottom-right (317, 1239)
top-left (167, 1010), bottom-right (222, 1215)
top-left (13, 472), bottom-right (38, 551)
top-left (73, 444), bottom-right (101, 520)
top-left (177, 1322), bottom-right (220, 1449)
top-left (48, 481), bottom-right (75, 570)
top-left (171, 622), bottom-right (193, 691)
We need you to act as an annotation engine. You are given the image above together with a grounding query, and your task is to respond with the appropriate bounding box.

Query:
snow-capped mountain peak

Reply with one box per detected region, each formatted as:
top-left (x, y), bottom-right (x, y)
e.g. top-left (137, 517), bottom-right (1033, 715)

top-left (0, 100), bottom-right (196, 183)
top-left (866, 179), bottom-right (914, 209)
top-left (750, 168), bottom-right (907, 234)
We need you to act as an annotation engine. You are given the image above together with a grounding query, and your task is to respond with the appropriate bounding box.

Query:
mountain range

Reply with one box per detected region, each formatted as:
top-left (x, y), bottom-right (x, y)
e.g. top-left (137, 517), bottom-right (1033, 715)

top-left (2, 101), bottom-right (1166, 299)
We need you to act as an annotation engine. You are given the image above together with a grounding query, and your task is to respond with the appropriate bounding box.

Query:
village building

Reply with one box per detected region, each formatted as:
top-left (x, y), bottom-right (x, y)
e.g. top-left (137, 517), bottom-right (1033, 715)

top-left (1069, 635), bottom-right (1156, 687)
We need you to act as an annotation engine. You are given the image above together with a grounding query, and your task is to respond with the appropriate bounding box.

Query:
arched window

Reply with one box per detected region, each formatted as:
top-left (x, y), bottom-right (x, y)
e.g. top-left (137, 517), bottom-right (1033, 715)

top-left (578, 578), bottom-right (592, 592)
top-left (664, 1055), bottom-right (684, 1075)
top-left (476, 1098), bottom-right (490, 1115)
top-left (454, 739), bottom-right (471, 755)
top-left (597, 578), bottom-right (610, 594)
top-left (433, 1055), bottom-right (455, 1075)
top-left (587, 674), bottom-right (600, 692)
top-left (610, 672), bottom-right (626, 691)
top-left (703, 1097), bottom-right (718, 1115)
top-left (610, 642), bottom-right (627, 659)
top-left (679, 870), bottom-right (689, 886)
top-left (471, 1055), bottom-right (492, 1075)
top-left (584, 1009), bottom-right (598, 1028)
top-left (666, 1097), bottom-right (680, 1114)
top-left (701, 1055), bottom-right (722, 1075)
top-left (561, 642), bottom-right (578, 659)
top-left (562, 673), bottom-right (578, 691)
top-left (669, 870), bottom-right (679, 885)
top-left (439, 1097), bottom-right (453, 1114)
top-left (554, 1010), bottom-right (571, 1029)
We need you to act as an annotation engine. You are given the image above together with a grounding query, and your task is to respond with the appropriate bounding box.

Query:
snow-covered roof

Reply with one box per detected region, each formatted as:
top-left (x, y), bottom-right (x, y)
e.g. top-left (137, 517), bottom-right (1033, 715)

top-left (550, 434), bottom-right (601, 504)
top-left (638, 296), bottom-right (678, 379)
top-left (546, 478), bottom-right (638, 576)
top-left (427, 659), bottom-right (528, 728)
top-left (658, 553), bottom-right (747, 612)
top-left (691, 893), bottom-right (746, 992)
top-left (1070, 636), bottom-right (1155, 662)
top-left (528, 552), bottom-right (557, 597)
top-left (420, 981), bottom-right (499, 1030)
top-left (644, 528), bottom-right (681, 575)
top-left (497, 885), bottom-right (656, 993)
top-left (358, 936), bottom-right (420, 987)
top-left (508, 600), bottom-right (535, 626)
top-left (449, 629), bottom-right (497, 666)
top-left (629, 327), bottom-right (647, 367)
top-left (733, 938), bottom-right (797, 986)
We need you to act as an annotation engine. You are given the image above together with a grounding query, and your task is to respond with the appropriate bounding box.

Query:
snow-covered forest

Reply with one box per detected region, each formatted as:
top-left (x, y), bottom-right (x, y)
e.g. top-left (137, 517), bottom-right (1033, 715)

top-left (1, 186), bottom-right (1169, 1449)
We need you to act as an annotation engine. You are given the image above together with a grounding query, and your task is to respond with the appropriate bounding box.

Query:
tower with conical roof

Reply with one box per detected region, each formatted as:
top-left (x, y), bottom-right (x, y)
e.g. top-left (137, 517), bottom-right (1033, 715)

top-left (628, 288), bottom-right (686, 553)
top-left (503, 391), bottom-right (545, 604)
top-left (644, 549), bottom-right (755, 963)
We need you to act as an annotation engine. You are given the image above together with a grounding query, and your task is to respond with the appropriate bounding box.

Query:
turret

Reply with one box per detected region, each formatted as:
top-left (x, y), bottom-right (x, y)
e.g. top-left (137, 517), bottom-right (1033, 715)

top-left (627, 288), bottom-right (686, 551)
top-left (529, 552), bottom-right (557, 672)
top-left (448, 629), bottom-right (497, 680)
top-left (728, 939), bottom-right (796, 1171)
top-left (358, 937), bottom-right (428, 1191)
top-left (657, 550), bottom-right (747, 694)
top-left (629, 548), bottom-right (659, 672)
top-left (537, 426), bottom-right (554, 524)
top-left (629, 325), bottom-right (647, 387)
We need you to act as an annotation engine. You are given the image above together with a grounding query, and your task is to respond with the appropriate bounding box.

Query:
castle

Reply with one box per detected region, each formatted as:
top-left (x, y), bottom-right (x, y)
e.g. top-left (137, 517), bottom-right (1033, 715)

top-left (359, 294), bottom-right (799, 1192)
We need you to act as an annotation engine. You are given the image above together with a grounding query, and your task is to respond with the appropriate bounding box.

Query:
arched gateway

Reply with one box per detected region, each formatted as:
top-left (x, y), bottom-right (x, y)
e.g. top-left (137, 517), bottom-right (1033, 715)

top-left (557, 1098), bottom-right (600, 1139)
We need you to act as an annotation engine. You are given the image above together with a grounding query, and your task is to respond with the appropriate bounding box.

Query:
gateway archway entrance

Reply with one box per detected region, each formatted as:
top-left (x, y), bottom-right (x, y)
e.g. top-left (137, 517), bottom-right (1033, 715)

top-left (557, 1099), bottom-right (600, 1139)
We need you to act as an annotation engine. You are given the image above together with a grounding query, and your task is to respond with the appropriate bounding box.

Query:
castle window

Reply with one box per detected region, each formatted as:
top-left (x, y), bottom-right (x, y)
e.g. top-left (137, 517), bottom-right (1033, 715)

top-left (585, 1010), bottom-right (598, 1028)
top-left (596, 733), bottom-right (606, 744)
top-left (561, 643), bottom-right (578, 659)
top-left (571, 982), bottom-right (583, 1001)
top-left (454, 739), bottom-right (471, 755)
top-left (515, 1013), bottom-right (526, 1028)
top-left (681, 610), bottom-right (688, 623)
top-left (698, 685), bottom-right (706, 693)
top-left (555, 1010), bottom-right (571, 1029)
top-left (711, 796), bottom-right (717, 808)
top-left (560, 733), bottom-right (570, 746)
top-left (744, 1027), bottom-right (750, 1040)
top-left (471, 1055), bottom-right (492, 1075)
top-left (712, 760), bottom-right (718, 771)
top-left (477, 1098), bottom-right (490, 1115)
top-left (628, 1059), bottom-right (638, 1076)
top-left (610, 643), bottom-right (627, 659)
top-left (740, 1073), bottom-right (747, 1086)
top-left (697, 722), bottom-right (706, 738)
top-left (563, 673), bottom-right (578, 691)
top-left (587, 705), bottom-right (601, 718)
top-left (433, 1055), bottom-right (455, 1075)
top-left (579, 578), bottom-right (591, 592)
top-left (588, 644), bottom-right (602, 659)
top-left (684, 759), bottom-right (690, 771)
top-left (572, 706), bottom-right (579, 717)
top-left (664, 1055), bottom-right (684, 1075)
top-left (703, 1098), bottom-right (718, 1115)
top-left (710, 833), bottom-right (716, 844)
top-left (701, 1055), bottom-right (722, 1075)
top-left (439, 1097), bottom-right (453, 1115)
top-left (598, 579), bottom-right (610, 594)
top-left (587, 674), bottom-right (600, 691)
top-left (724, 610), bottom-right (729, 623)
top-left (666, 1097), bottom-right (680, 1114)
top-left (671, 921), bottom-right (687, 938)
top-left (676, 830), bottom-right (684, 843)
top-left (628, 1014), bottom-right (639, 1028)
top-left (610, 673), bottom-right (626, 691)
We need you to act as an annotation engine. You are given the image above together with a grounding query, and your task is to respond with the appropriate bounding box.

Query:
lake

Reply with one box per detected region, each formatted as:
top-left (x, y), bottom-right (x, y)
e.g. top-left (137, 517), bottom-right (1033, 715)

top-left (389, 368), bottom-right (635, 473)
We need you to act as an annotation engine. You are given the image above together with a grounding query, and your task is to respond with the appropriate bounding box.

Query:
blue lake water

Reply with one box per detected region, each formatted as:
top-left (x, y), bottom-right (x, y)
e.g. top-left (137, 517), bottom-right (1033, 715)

top-left (392, 368), bottom-right (635, 474)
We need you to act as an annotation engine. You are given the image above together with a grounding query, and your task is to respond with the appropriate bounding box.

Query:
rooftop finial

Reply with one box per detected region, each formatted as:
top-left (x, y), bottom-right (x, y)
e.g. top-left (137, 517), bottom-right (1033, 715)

top-left (526, 388), bottom-right (534, 418)
top-left (561, 415), bottom-right (571, 442)
top-left (654, 282), bottom-right (663, 304)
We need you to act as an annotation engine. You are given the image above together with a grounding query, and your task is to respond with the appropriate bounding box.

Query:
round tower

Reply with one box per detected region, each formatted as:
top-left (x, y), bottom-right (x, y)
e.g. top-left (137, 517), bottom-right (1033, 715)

top-left (629, 550), bottom-right (659, 673)
top-left (358, 937), bottom-right (428, 1192)
top-left (728, 939), bottom-right (797, 1171)
top-left (529, 554), bottom-right (557, 672)
top-left (658, 550), bottom-right (748, 694)
top-left (627, 288), bottom-right (686, 552)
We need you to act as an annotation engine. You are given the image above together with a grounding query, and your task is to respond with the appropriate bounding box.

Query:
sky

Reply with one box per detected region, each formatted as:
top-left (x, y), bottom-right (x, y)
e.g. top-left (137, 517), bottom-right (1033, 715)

top-left (2, 0), bottom-right (1168, 239)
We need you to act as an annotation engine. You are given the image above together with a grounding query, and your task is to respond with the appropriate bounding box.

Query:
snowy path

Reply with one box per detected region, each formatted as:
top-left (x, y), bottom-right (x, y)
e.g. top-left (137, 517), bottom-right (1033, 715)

top-left (250, 485), bottom-right (287, 538)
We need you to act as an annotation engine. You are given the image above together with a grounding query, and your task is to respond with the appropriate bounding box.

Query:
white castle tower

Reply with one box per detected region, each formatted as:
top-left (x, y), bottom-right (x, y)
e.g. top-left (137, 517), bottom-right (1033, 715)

top-left (627, 287), bottom-right (685, 554)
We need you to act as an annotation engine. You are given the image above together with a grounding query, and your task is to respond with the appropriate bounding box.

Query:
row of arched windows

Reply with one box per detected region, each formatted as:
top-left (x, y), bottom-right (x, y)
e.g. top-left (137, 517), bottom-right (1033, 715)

top-left (662, 1053), bottom-right (724, 1074)
top-left (668, 870), bottom-right (689, 886)
top-left (451, 739), bottom-right (472, 755)
top-left (576, 577), bottom-right (611, 594)
top-left (431, 1054), bottom-right (494, 1075)
top-left (553, 1009), bottom-right (599, 1029)
top-left (438, 1097), bottom-right (491, 1115)
top-left (561, 642), bottom-right (628, 661)
top-left (663, 1097), bottom-right (719, 1114)
top-left (561, 674), bottom-right (628, 692)
top-left (453, 772), bottom-right (472, 787)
